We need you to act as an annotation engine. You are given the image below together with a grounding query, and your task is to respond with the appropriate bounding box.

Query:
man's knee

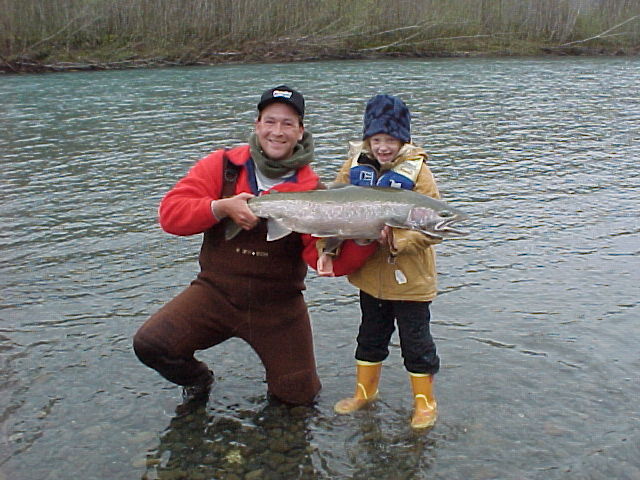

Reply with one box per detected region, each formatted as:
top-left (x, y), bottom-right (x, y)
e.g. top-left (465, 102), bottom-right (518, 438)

top-left (133, 326), bottom-right (166, 369)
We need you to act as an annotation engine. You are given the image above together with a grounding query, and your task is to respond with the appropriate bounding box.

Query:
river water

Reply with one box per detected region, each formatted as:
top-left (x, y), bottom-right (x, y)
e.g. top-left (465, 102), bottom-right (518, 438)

top-left (1, 57), bottom-right (639, 480)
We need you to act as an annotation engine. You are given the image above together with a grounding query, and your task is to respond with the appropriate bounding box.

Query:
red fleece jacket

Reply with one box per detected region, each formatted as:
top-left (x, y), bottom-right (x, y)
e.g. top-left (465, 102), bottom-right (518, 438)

top-left (159, 145), bottom-right (376, 276)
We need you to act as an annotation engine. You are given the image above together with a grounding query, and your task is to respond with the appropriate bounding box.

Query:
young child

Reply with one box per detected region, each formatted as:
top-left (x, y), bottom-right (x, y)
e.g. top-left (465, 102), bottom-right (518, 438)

top-left (331, 94), bottom-right (442, 429)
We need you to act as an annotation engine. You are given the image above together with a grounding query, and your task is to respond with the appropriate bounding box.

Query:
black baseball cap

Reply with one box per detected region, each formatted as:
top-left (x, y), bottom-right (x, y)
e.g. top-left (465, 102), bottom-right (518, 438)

top-left (257, 85), bottom-right (305, 118)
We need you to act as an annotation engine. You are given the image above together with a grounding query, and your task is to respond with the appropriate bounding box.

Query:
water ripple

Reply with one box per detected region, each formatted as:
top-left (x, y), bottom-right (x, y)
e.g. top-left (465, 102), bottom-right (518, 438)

top-left (1, 57), bottom-right (639, 480)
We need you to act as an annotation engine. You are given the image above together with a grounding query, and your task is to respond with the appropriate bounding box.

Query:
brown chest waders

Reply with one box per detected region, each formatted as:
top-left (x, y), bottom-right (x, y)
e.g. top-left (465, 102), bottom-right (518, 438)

top-left (133, 153), bottom-right (321, 405)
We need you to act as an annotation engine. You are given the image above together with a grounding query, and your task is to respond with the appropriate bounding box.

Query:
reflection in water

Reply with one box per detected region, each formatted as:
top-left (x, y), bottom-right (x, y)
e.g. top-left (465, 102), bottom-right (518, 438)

top-left (145, 400), bottom-right (319, 480)
top-left (342, 415), bottom-right (437, 480)
top-left (145, 399), bottom-right (442, 480)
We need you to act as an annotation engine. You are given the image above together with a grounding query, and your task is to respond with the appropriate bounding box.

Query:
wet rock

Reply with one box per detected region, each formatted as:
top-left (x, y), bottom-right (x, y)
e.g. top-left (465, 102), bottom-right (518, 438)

top-left (265, 452), bottom-right (287, 468)
top-left (202, 454), bottom-right (217, 465)
top-left (301, 464), bottom-right (316, 476)
top-left (361, 422), bottom-right (375, 433)
top-left (290, 406), bottom-right (310, 417)
top-left (186, 436), bottom-right (202, 448)
top-left (245, 468), bottom-right (264, 480)
top-left (276, 462), bottom-right (296, 475)
top-left (225, 448), bottom-right (243, 464)
top-left (363, 430), bottom-right (383, 442)
top-left (212, 442), bottom-right (226, 453)
top-left (253, 432), bottom-right (267, 442)
top-left (223, 473), bottom-right (242, 480)
top-left (269, 437), bottom-right (289, 453)
top-left (159, 469), bottom-right (188, 480)
top-left (163, 430), bottom-right (182, 443)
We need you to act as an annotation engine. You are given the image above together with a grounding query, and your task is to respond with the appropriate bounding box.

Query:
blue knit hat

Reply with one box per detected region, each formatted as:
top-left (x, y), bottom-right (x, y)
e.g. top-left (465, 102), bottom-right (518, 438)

top-left (362, 94), bottom-right (411, 143)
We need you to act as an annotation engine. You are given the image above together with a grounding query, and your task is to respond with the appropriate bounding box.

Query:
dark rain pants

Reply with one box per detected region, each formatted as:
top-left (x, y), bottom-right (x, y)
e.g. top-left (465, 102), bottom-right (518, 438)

top-left (355, 291), bottom-right (440, 375)
top-left (133, 221), bottom-right (321, 405)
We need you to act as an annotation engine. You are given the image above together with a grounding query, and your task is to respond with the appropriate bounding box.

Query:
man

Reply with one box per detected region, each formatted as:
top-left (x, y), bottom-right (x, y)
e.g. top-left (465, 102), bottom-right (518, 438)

top-left (133, 85), bottom-right (323, 405)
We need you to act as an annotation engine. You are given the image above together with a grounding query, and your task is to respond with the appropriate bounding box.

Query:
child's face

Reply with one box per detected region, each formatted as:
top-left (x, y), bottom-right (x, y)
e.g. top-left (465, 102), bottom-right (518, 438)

top-left (369, 133), bottom-right (403, 164)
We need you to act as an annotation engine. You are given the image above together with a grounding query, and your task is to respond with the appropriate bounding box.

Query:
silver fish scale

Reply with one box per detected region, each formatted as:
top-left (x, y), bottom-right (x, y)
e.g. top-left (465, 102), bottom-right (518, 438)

top-left (244, 185), bottom-right (468, 241)
top-left (250, 198), bottom-right (412, 239)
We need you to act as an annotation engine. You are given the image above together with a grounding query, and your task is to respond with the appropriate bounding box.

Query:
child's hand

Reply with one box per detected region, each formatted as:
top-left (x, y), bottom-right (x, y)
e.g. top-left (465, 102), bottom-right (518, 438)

top-left (378, 226), bottom-right (395, 248)
top-left (317, 253), bottom-right (335, 277)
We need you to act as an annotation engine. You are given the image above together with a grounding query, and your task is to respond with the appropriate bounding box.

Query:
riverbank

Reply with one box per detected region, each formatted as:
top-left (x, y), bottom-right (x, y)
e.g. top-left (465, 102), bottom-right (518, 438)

top-left (2, 42), bottom-right (638, 74)
top-left (4, 0), bottom-right (638, 74)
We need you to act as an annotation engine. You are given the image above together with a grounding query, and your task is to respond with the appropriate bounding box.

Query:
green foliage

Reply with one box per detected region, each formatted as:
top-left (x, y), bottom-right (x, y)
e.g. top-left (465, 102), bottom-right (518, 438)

top-left (2, 0), bottom-right (639, 63)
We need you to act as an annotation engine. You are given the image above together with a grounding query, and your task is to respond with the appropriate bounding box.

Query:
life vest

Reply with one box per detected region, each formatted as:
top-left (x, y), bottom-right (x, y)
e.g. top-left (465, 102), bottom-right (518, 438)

top-left (348, 146), bottom-right (423, 190)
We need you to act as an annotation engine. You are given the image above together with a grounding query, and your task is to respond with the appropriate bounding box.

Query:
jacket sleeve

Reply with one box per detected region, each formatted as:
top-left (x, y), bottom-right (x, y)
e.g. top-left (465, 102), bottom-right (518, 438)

top-left (414, 163), bottom-right (440, 199)
top-left (391, 164), bottom-right (442, 254)
top-left (158, 151), bottom-right (224, 236)
top-left (302, 236), bottom-right (378, 276)
top-left (391, 229), bottom-right (441, 255)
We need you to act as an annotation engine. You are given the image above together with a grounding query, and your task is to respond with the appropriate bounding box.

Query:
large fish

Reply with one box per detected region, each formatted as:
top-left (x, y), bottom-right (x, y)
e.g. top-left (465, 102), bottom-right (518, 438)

top-left (226, 184), bottom-right (468, 242)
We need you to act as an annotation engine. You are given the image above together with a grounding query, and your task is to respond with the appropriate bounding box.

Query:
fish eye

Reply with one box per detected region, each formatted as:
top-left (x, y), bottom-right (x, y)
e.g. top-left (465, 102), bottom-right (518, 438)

top-left (439, 210), bottom-right (453, 218)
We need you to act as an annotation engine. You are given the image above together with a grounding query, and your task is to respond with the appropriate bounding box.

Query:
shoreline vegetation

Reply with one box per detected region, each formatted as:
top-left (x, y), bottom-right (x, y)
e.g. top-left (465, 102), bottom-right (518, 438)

top-left (2, 0), bottom-right (639, 74)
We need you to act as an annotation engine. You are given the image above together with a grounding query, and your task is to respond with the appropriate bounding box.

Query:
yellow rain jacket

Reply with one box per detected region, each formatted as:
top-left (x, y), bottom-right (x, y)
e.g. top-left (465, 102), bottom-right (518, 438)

top-left (334, 142), bottom-right (440, 301)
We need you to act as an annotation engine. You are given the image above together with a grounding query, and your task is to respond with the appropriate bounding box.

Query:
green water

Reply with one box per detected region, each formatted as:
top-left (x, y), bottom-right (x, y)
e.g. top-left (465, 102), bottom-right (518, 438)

top-left (1, 57), bottom-right (639, 479)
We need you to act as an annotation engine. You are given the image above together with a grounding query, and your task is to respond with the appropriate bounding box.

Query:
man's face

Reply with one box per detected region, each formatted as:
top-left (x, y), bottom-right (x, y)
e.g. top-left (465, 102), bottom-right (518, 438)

top-left (255, 103), bottom-right (304, 161)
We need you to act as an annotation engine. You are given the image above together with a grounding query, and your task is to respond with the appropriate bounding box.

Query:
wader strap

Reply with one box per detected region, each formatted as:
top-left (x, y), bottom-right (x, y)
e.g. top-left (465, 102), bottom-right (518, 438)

top-left (216, 150), bottom-right (242, 234)
top-left (221, 150), bottom-right (240, 198)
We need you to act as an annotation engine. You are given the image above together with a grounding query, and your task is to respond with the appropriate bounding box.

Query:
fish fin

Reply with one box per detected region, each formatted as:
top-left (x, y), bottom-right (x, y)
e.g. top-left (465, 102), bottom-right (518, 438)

top-left (266, 219), bottom-right (293, 241)
top-left (384, 221), bottom-right (410, 230)
top-left (310, 232), bottom-right (338, 238)
top-left (321, 237), bottom-right (343, 255)
top-left (224, 220), bottom-right (242, 241)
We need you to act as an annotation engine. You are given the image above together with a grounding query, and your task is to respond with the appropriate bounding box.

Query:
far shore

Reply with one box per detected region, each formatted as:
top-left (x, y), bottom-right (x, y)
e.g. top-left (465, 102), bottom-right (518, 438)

top-left (2, 44), bottom-right (638, 75)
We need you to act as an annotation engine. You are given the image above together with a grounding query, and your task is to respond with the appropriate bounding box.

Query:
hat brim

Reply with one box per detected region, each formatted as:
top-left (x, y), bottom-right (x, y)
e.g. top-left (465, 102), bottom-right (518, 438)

top-left (258, 98), bottom-right (303, 118)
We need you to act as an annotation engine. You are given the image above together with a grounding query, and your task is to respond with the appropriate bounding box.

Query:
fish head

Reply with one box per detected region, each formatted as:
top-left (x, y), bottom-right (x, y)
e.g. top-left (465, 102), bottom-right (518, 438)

top-left (406, 206), bottom-right (468, 239)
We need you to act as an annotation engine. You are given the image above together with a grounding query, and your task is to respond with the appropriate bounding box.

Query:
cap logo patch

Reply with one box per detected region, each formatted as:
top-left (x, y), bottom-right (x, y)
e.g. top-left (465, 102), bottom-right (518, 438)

top-left (272, 90), bottom-right (293, 99)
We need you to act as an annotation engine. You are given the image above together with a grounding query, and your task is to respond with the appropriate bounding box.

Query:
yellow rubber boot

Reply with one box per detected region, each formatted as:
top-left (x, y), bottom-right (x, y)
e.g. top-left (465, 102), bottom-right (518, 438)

top-left (409, 373), bottom-right (438, 429)
top-left (334, 361), bottom-right (382, 414)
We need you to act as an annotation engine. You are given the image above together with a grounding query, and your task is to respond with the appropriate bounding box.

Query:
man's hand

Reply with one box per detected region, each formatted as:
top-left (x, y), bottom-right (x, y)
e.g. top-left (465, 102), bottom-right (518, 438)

top-left (212, 193), bottom-right (259, 230)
